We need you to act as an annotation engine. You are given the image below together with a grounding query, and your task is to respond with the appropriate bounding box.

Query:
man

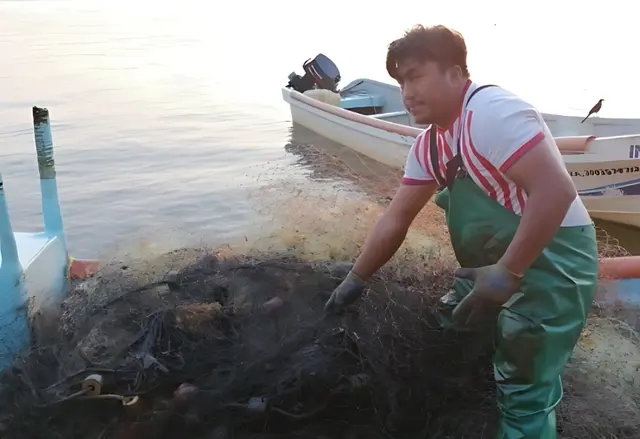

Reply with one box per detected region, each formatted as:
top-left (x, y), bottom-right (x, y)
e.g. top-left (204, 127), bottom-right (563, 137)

top-left (324, 25), bottom-right (598, 439)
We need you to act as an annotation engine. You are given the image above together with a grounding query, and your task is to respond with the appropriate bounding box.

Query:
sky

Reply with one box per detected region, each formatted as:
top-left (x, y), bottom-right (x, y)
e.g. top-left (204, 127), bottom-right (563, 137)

top-left (0, 0), bottom-right (637, 116)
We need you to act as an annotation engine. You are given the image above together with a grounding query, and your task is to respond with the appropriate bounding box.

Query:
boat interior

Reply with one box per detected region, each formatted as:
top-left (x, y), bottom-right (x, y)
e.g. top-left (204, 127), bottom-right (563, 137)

top-left (339, 78), bottom-right (425, 127)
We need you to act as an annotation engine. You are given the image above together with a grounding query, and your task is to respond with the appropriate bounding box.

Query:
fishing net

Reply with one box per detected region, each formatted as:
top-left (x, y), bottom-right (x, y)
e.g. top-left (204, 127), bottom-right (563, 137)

top-left (1, 246), bottom-right (470, 439)
top-left (0, 125), bottom-right (638, 439)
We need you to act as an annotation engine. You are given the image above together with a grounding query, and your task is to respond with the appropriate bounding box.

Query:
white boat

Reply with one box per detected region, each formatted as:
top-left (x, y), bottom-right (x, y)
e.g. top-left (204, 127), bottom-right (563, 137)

top-left (283, 55), bottom-right (640, 229)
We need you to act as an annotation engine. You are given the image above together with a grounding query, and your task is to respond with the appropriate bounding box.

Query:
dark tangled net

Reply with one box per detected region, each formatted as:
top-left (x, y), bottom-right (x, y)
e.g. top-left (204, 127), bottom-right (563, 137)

top-left (0, 245), bottom-right (637, 439)
top-left (0, 247), bottom-right (493, 439)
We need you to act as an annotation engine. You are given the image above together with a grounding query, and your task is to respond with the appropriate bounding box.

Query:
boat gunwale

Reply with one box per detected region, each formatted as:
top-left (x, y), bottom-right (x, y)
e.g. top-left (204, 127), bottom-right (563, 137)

top-left (286, 87), bottom-right (422, 138)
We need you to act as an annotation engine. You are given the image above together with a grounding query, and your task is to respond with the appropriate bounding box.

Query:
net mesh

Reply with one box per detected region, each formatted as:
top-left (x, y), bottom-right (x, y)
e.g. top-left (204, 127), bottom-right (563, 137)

top-left (0, 127), bottom-right (637, 439)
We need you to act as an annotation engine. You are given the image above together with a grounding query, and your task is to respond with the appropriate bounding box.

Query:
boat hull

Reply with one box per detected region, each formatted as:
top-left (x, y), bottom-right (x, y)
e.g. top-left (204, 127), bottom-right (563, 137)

top-left (285, 88), bottom-right (411, 169)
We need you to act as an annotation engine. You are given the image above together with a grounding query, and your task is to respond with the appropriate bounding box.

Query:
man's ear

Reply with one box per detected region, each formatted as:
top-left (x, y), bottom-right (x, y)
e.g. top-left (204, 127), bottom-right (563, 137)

top-left (446, 65), bottom-right (464, 83)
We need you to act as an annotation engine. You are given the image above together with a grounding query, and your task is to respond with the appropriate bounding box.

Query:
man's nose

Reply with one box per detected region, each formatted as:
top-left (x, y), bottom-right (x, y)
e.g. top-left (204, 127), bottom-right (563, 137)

top-left (402, 85), bottom-right (415, 104)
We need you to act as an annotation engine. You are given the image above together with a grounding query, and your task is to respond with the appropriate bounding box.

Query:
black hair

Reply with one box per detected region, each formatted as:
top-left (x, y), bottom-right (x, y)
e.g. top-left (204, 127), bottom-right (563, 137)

top-left (386, 24), bottom-right (469, 81)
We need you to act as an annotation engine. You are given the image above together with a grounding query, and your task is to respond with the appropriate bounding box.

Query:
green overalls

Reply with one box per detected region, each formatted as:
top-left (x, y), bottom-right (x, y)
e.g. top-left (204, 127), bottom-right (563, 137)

top-left (433, 86), bottom-right (599, 438)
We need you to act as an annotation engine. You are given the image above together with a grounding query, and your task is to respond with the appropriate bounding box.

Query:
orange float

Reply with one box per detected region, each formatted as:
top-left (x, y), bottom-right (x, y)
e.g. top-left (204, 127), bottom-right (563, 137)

top-left (69, 258), bottom-right (101, 280)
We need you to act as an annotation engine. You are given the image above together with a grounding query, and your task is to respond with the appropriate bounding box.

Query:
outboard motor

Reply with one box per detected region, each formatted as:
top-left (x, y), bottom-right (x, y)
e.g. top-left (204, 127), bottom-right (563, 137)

top-left (286, 54), bottom-right (341, 93)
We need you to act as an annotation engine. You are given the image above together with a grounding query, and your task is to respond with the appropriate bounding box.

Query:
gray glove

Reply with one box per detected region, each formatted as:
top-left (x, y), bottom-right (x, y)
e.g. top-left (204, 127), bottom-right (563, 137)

top-left (324, 271), bottom-right (366, 313)
top-left (452, 263), bottom-right (523, 326)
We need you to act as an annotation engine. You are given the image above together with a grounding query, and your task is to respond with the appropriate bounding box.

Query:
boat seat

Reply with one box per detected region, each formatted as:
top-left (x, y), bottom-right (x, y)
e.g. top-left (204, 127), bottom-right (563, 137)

top-left (340, 94), bottom-right (385, 110)
top-left (1, 233), bottom-right (51, 268)
top-left (555, 136), bottom-right (596, 154)
top-left (370, 110), bottom-right (408, 120)
top-left (0, 232), bottom-right (68, 312)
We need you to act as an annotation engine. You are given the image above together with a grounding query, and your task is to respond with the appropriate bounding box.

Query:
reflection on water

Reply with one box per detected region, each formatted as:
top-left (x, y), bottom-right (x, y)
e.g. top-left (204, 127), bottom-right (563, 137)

top-left (286, 124), bottom-right (398, 183)
top-left (286, 124), bottom-right (402, 203)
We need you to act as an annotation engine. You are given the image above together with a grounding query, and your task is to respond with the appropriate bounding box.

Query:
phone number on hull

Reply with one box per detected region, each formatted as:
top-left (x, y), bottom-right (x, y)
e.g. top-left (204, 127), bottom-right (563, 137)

top-left (569, 166), bottom-right (640, 177)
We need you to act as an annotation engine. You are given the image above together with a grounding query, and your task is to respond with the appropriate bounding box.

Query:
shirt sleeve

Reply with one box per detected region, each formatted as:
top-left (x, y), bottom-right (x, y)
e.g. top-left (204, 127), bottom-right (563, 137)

top-left (402, 129), bottom-right (434, 185)
top-left (468, 95), bottom-right (546, 173)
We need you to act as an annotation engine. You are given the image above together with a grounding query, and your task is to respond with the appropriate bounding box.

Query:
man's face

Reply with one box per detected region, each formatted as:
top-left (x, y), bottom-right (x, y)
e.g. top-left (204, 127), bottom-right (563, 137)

top-left (397, 58), bottom-right (459, 126)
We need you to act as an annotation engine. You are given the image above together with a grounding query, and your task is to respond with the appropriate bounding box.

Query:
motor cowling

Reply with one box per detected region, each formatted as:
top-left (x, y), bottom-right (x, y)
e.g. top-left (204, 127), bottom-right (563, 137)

top-left (286, 54), bottom-right (341, 93)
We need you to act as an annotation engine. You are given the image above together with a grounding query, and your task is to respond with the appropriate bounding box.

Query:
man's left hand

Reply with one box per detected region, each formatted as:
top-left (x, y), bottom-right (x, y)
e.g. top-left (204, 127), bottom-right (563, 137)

top-left (452, 263), bottom-right (523, 326)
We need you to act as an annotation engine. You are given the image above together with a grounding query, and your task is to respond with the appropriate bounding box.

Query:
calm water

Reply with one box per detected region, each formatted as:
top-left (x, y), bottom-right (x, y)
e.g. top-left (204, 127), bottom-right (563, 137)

top-left (1, 1), bottom-right (639, 257)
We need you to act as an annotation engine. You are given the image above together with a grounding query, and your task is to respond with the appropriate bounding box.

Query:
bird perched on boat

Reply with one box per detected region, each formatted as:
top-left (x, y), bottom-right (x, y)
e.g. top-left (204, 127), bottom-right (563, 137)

top-left (581, 99), bottom-right (604, 123)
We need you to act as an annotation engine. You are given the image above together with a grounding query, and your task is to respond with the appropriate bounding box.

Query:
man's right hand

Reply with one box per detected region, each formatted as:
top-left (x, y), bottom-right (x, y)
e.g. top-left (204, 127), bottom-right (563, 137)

top-left (324, 271), bottom-right (366, 313)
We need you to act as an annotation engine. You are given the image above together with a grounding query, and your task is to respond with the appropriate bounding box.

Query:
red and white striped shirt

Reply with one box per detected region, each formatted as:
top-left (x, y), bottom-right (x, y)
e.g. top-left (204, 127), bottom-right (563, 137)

top-left (403, 82), bottom-right (591, 227)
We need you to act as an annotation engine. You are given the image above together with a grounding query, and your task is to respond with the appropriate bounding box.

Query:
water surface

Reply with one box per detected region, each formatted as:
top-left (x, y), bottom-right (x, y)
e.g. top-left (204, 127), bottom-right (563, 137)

top-left (1, 1), bottom-right (638, 256)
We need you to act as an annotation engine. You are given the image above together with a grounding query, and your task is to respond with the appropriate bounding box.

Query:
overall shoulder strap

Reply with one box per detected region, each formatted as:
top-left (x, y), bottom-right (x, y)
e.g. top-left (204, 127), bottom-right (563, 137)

top-left (428, 126), bottom-right (446, 188)
top-left (429, 84), bottom-right (498, 190)
top-left (466, 84), bottom-right (497, 107)
top-left (445, 84), bottom-right (499, 189)
top-left (455, 84), bottom-right (498, 155)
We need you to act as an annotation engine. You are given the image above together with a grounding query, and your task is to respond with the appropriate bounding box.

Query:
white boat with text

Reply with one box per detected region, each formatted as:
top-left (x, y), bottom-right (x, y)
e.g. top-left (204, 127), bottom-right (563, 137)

top-left (282, 54), bottom-right (640, 229)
